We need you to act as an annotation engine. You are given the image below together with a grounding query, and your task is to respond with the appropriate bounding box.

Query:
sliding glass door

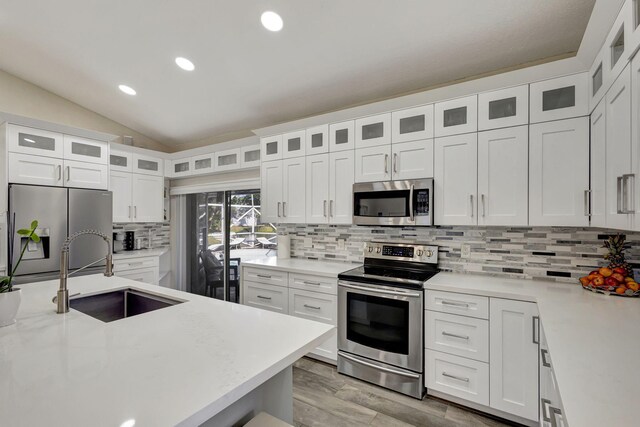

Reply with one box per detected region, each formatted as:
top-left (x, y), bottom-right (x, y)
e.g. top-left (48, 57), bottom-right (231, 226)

top-left (187, 189), bottom-right (276, 303)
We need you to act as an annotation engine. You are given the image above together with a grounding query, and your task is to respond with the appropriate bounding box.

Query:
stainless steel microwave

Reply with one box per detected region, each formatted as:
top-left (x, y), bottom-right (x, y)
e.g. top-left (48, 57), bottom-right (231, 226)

top-left (353, 178), bottom-right (433, 226)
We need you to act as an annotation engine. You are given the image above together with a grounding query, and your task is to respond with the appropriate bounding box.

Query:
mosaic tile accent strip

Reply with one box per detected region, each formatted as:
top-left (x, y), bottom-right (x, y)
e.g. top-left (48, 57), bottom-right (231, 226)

top-left (277, 225), bottom-right (640, 283)
top-left (113, 222), bottom-right (170, 248)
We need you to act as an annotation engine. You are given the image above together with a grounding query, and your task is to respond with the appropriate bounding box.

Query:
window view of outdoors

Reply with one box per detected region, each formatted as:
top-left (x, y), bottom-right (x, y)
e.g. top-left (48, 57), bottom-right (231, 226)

top-left (191, 190), bottom-right (276, 302)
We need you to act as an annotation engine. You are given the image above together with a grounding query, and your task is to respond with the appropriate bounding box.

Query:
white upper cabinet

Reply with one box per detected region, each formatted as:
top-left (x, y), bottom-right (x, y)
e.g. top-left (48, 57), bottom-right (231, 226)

top-left (110, 170), bottom-right (133, 222)
top-left (191, 154), bottom-right (214, 175)
top-left (8, 152), bottom-right (63, 187)
top-left (434, 133), bottom-right (478, 225)
top-left (530, 73), bottom-right (588, 123)
top-left (306, 154), bottom-right (330, 224)
top-left (489, 299), bottom-right (539, 422)
top-left (261, 135), bottom-right (283, 161)
top-left (214, 148), bottom-right (241, 172)
top-left (606, 0), bottom-right (632, 83)
top-left (391, 105), bottom-right (434, 143)
top-left (282, 130), bottom-right (306, 159)
top-left (306, 125), bottom-right (329, 155)
top-left (7, 125), bottom-right (64, 158)
top-left (171, 157), bottom-right (193, 177)
top-left (110, 149), bottom-right (133, 173)
top-left (590, 100), bottom-right (607, 228)
top-left (477, 126), bottom-right (528, 226)
top-left (529, 117), bottom-right (590, 226)
top-left (329, 120), bottom-right (355, 152)
top-left (478, 85), bottom-right (528, 131)
top-left (631, 0), bottom-right (640, 57)
top-left (605, 64), bottom-right (633, 230)
top-left (282, 157), bottom-right (306, 223)
top-left (590, 43), bottom-right (608, 112)
top-left (241, 144), bottom-right (261, 168)
top-left (260, 160), bottom-right (284, 223)
top-left (355, 113), bottom-right (391, 148)
top-left (435, 95), bottom-right (478, 137)
top-left (63, 159), bottom-right (108, 190)
top-left (631, 52), bottom-right (640, 231)
top-left (63, 135), bottom-right (108, 165)
top-left (354, 145), bottom-right (391, 183)
top-left (329, 151), bottom-right (355, 225)
top-left (132, 174), bottom-right (164, 222)
top-left (391, 139), bottom-right (434, 180)
top-left (132, 153), bottom-right (163, 176)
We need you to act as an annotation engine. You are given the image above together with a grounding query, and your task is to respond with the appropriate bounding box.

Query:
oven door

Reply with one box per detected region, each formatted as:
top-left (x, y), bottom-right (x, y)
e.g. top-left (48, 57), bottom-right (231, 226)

top-left (338, 280), bottom-right (423, 372)
top-left (353, 178), bottom-right (433, 226)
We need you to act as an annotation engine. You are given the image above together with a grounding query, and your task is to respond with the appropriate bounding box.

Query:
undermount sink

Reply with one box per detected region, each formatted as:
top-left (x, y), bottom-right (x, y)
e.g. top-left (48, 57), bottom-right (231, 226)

top-left (70, 288), bottom-right (183, 323)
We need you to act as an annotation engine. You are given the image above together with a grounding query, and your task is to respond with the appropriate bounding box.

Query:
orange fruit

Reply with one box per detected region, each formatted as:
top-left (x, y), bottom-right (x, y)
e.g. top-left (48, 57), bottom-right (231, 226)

top-left (616, 287), bottom-right (626, 295)
top-left (625, 276), bottom-right (634, 282)
top-left (599, 267), bottom-right (613, 277)
top-left (628, 282), bottom-right (639, 292)
top-left (579, 277), bottom-right (590, 286)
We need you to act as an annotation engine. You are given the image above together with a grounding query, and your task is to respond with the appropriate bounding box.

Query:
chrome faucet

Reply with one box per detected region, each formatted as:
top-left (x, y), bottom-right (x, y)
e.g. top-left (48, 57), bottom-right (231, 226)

top-left (56, 230), bottom-right (114, 314)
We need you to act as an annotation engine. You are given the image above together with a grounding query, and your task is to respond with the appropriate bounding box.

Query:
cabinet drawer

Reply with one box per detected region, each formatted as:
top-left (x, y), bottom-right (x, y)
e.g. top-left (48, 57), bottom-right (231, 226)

top-left (425, 350), bottom-right (489, 406)
top-left (115, 267), bottom-right (158, 285)
top-left (113, 256), bottom-right (159, 272)
top-left (426, 311), bottom-right (489, 362)
top-left (243, 267), bottom-right (288, 287)
top-left (289, 272), bottom-right (337, 295)
top-left (289, 289), bottom-right (336, 324)
top-left (244, 281), bottom-right (288, 314)
top-left (426, 290), bottom-right (488, 319)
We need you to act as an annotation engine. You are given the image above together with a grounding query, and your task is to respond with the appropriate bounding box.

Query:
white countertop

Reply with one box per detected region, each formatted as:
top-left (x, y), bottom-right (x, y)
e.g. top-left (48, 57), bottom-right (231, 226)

top-left (426, 272), bottom-right (640, 427)
top-left (242, 257), bottom-right (355, 277)
top-left (0, 275), bottom-right (333, 427)
top-left (112, 247), bottom-right (169, 260)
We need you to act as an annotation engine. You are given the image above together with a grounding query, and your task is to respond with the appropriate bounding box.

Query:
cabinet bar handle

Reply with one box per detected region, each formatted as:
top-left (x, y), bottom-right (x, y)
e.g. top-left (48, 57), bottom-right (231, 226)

top-left (617, 176), bottom-right (624, 214)
top-left (57, 165), bottom-right (62, 181)
top-left (323, 200), bottom-right (327, 217)
top-left (541, 348), bottom-right (551, 367)
top-left (409, 184), bottom-right (415, 222)
top-left (330, 200), bottom-right (334, 217)
top-left (541, 398), bottom-right (552, 422)
top-left (442, 372), bottom-right (469, 382)
top-left (66, 166), bottom-right (70, 182)
top-left (384, 154), bottom-right (389, 174)
top-left (134, 206), bottom-right (137, 219)
top-left (481, 194), bottom-right (486, 217)
top-left (624, 174), bottom-right (635, 214)
top-left (442, 331), bottom-right (469, 340)
top-left (283, 201), bottom-right (287, 217)
top-left (277, 202), bottom-right (281, 217)
top-left (393, 153), bottom-right (398, 173)
top-left (469, 194), bottom-right (474, 218)
top-left (303, 280), bottom-right (321, 285)
top-left (257, 274), bottom-right (272, 279)
top-left (128, 206), bottom-right (132, 219)
top-left (303, 304), bottom-right (321, 310)
top-left (532, 316), bottom-right (540, 344)
top-left (441, 300), bottom-right (469, 308)
top-left (257, 295), bottom-right (272, 300)
top-left (584, 190), bottom-right (591, 217)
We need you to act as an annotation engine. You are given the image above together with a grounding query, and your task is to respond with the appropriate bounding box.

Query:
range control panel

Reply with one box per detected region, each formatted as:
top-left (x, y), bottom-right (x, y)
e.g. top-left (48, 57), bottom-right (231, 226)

top-left (364, 241), bottom-right (438, 264)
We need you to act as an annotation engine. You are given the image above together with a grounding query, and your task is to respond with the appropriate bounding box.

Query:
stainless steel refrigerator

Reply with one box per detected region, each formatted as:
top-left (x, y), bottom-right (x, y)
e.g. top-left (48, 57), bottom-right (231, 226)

top-left (8, 184), bottom-right (112, 283)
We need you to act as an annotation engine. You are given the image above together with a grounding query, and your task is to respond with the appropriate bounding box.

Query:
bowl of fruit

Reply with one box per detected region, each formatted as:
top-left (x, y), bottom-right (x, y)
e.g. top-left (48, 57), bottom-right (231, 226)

top-left (579, 234), bottom-right (640, 297)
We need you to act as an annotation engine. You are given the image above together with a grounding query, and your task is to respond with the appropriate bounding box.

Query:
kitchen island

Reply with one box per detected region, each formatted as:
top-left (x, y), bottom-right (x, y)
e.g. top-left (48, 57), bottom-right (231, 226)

top-left (0, 274), bottom-right (334, 427)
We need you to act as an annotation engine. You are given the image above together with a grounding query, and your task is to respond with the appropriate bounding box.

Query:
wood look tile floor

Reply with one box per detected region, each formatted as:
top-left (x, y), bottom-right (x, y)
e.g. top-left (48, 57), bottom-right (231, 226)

top-left (292, 357), bottom-right (518, 427)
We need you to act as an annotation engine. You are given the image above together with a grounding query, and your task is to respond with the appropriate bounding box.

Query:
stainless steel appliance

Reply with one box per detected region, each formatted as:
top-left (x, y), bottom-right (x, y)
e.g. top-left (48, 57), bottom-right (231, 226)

top-left (337, 241), bottom-right (439, 399)
top-left (8, 184), bottom-right (112, 283)
top-left (353, 178), bottom-right (433, 226)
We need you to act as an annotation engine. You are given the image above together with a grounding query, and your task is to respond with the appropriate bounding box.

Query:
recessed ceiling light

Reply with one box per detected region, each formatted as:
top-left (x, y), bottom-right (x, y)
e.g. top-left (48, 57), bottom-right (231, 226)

top-left (175, 57), bottom-right (195, 71)
top-left (261, 11), bottom-right (283, 32)
top-left (118, 84), bottom-right (136, 96)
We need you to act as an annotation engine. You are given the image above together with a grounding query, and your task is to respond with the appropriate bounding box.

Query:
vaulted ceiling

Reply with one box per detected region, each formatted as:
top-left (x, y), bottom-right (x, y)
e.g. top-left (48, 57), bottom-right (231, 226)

top-left (0, 0), bottom-right (595, 147)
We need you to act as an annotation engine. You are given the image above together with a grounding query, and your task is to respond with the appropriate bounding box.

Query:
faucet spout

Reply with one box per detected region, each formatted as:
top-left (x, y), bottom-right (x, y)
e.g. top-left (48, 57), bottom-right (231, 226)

top-left (57, 230), bottom-right (113, 314)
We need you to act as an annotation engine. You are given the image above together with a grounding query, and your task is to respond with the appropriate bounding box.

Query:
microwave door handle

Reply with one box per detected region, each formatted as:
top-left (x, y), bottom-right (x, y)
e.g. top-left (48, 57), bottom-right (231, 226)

top-left (409, 184), bottom-right (415, 222)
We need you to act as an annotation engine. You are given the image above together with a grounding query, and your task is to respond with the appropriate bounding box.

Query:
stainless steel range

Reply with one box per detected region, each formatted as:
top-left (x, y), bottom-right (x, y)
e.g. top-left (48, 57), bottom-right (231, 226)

top-left (337, 241), bottom-right (439, 399)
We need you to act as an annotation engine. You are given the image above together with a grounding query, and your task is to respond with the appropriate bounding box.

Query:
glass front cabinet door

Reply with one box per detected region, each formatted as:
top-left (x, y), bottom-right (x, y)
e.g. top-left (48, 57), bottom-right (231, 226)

top-left (329, 120), bottom-right (355, 152)
top-left (392, 105), bottom-right (434, 143)
top-left (63, 135), bottom-right (108, 164)
top-left (435, 95), bottom-right (478, 137)
top-left (478, 85), bottom-right (529, 131)
top-left (110, 149), bottom-right (133, 172)
top-left (214, 148), bottom-right (241, 172)
top-left (282, 130), bottom-right (306, 159)
top-left (241, 144), bottom-right (261, 168)
top-left (306, 124), bottom-right (329, 155)
top-left (7, 125), bottom-right (64, 158)
top-left (261, 135), bottom-right (283, 161)
top-left (530, 73), bottom-right (588, 123)
top-left (355, 113), bottom-right (391, 148)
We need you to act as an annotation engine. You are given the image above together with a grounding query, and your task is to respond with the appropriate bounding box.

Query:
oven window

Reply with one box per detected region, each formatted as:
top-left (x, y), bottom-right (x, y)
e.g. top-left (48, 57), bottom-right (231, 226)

top-left (346, 293), bottom-right (409, 355)
top-left (354, 190), bottom-right (409, 217)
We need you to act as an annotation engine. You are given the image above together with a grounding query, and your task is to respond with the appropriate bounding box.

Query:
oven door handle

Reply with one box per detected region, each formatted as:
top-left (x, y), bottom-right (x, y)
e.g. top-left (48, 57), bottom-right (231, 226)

top-left (339, 352), bottom-right (421, 379)
top-left (339, 282), bottom-right (422, 298)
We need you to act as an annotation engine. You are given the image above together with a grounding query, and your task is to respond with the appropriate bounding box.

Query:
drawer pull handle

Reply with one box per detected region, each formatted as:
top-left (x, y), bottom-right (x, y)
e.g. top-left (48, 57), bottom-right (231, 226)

top-left (442, 331), bottom-right (469, 340)
top-left (303, 280), bottom-right (321, 286)
top-left (257, 274), bottom-right (272, 279)
top-left (303, 304), bottom-right (321, 310)
top-left (541, 348), bottom-right (551, 368)
top-left (541, 398), bottom-right (552, 422)
top-left (441, 300), bottom-right (469, 308)
top-left (257, 295), bottom-right (272, 300)
top-left (550, 406), bottom-right (563, 427)
top-left (442, 372), bottom-right (469, 383)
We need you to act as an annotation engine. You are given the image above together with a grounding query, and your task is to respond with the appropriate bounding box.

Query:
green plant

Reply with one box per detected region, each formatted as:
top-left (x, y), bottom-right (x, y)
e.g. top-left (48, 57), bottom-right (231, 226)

top-left (0, 220), bottom-right (40, 293)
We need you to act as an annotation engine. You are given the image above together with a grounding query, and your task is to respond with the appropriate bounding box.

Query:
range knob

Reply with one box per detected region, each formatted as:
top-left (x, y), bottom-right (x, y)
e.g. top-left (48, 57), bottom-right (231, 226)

top-left (368, 246), bottom-right (374, 253)
top-left (416, 249), bottom-right (424, 256)
top-left (376, 247), bottom-right (382, 254)
top-left (425, 250), bottom-right (434, 258)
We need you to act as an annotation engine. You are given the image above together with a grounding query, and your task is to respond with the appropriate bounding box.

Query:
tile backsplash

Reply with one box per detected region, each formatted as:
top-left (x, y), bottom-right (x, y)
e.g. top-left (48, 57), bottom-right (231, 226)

top-left (113, 222), bottom-right (170, 248)
top-left (278, 225), bottom-right (640, 283)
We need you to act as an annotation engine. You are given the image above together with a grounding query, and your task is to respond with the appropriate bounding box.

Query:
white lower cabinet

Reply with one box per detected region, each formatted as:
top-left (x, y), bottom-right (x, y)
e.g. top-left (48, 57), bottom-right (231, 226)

top-left (116, 268), bottom-right (157, 284)
top-left (113, 255), bottom-right (160, 285)
top-left (426, 291), bottom-right (540, 424)
top-left (539, 326), bottom-right (566, 427)
top-left (489, 298), bottom-right (539, 422)
top-left (242, 266), bottom-right (338, 363)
